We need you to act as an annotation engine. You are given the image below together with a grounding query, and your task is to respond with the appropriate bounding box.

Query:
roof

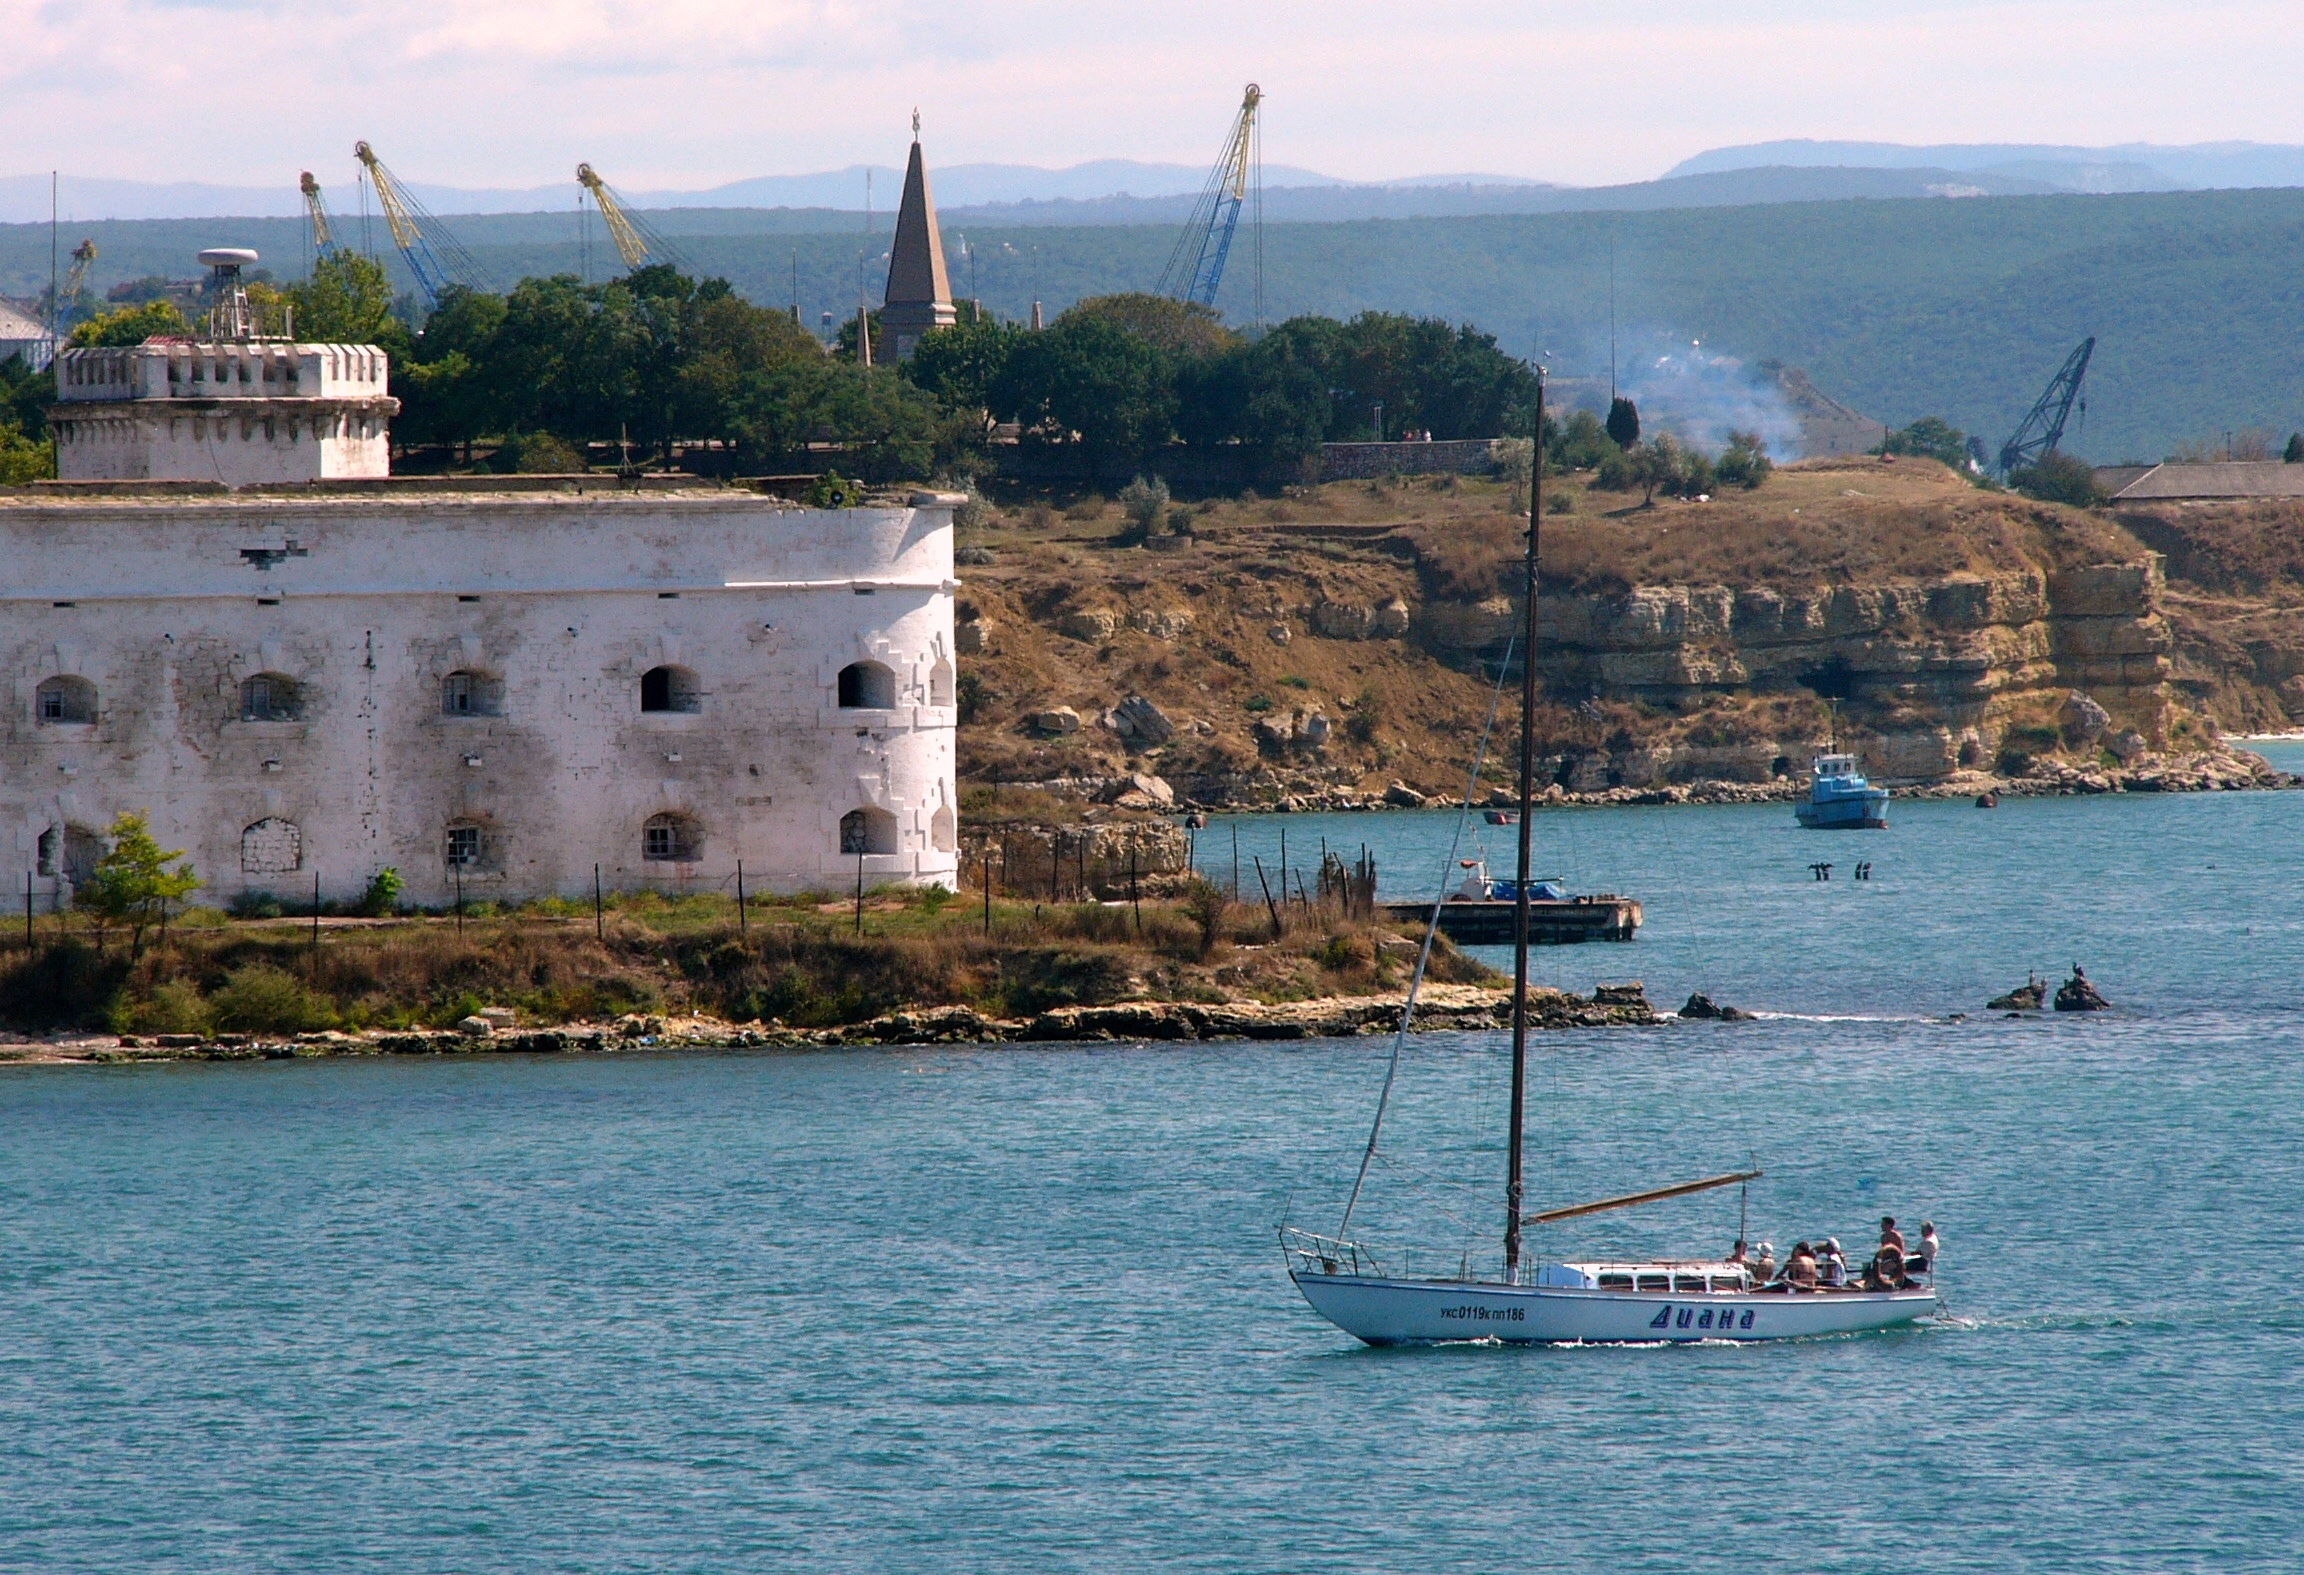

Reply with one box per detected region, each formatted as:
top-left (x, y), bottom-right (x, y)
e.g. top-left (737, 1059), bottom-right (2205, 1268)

top-left (883, 138), bottom-right (952, 309)
top-left (2101, 461), bottom-right (2304, 501)
top-left (0, 298), bottom-right (53, 341)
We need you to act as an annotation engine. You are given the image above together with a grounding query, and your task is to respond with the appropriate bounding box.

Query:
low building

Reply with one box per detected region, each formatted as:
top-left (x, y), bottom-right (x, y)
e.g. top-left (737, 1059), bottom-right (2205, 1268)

top-left (3, 480), bottom-right (963, 909)
top-left (2097, 461), bottom-right (2304, 502)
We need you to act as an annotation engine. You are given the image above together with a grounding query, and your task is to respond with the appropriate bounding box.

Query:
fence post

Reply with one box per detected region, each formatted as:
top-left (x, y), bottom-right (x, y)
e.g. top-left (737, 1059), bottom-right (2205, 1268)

top-left (594, 864), bottom-right (604, 942)
top-left (736, 859), bottom-right (747, 939)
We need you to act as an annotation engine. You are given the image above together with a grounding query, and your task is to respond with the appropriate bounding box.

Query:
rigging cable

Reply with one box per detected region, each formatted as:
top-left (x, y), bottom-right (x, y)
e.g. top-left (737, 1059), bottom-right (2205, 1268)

top-left (1339, 635), bottom-right (1517, 1238)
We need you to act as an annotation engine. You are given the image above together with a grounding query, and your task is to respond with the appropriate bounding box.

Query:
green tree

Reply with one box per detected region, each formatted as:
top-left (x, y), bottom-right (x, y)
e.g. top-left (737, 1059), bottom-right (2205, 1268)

top-left (904, 316), bottom-right (1021, 419)
top-left (2009, 450), bottom-right (2104, 507)
top-left (68, 300), bottom-right (191, 347)
top-left (1059, 292), bottom-right (1238, 358)
top-left (1879, 415), bottom-right (1970, 467)
top-left (80, 813), bottom-right (199, 958)
top-left (1717, 429), bottom-right (1773, 489)
top-left (2285, 433), bottom-right (2303, 463)
top-left (394, 286), bottom-right (509, 459)
top-left (1605, 396), bottom-right (1641, 448)
top-left (286, 251), bottom-right (398, 344)
top-left (990, 314), bottom-right (1176, 473)
top-left (1174, 316), bottom-right (1334, 464)
top-left (1553, 408), bottom-right (1619, 470)
top-left (730, 358), bottom-right (961, 482)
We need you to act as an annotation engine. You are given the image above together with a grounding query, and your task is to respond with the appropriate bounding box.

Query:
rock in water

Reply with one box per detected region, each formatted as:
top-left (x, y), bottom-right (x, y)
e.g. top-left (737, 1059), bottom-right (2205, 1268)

top-left (1680, 992), bottom-right (1754, 1021)
top-left (2053, 971), bottom-right (2111, 1012)
top-left (1987, 977), bottom-right (2046, 1010)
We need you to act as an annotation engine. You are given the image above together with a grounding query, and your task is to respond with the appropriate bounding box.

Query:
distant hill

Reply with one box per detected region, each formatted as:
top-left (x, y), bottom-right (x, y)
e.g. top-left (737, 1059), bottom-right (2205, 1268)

top-left (11, 186), bottom-right (2304, 463)
top-left (1666, 139), bottom-right (2304, 194)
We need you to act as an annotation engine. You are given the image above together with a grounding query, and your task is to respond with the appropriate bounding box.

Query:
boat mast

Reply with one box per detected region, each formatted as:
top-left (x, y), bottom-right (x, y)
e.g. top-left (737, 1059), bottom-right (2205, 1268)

top-left (1504, 367), bottom-right (1544, 1282)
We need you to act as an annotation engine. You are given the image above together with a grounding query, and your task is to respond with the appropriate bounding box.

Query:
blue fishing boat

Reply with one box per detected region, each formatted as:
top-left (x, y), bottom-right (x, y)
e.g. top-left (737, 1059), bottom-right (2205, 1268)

top-left (1795, 753), bottom-right (1889, 829)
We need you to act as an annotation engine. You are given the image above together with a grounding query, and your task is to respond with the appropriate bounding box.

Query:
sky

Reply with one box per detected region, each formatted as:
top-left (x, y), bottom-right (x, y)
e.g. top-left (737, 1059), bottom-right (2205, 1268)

top-left (6, 0), bottom-right (2304, 191)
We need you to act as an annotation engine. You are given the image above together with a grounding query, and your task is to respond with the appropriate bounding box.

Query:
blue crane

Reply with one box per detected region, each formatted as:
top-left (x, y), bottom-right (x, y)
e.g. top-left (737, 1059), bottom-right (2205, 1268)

top-left (1998, 337), bottom-right (2094, 475)
top-left (1156, 84), bottom-right (1261, 310)
top-left (352, 141), bottom-right (491, 308)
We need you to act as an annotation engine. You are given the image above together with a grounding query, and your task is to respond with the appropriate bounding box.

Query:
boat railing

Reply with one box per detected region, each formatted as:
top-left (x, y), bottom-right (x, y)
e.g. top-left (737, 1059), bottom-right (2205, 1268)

top-left (1282, 1227), bottom-right (1384, 1279)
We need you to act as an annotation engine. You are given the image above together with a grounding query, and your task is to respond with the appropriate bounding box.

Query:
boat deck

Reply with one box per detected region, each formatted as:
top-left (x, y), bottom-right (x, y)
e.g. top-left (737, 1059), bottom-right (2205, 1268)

top-left (1380, 895), bottom-right (1642, 945)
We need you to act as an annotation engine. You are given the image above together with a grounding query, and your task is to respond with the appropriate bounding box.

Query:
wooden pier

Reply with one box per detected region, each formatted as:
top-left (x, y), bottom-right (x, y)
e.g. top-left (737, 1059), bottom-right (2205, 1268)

top-left (1381, 894), bottom-right (1643, 945)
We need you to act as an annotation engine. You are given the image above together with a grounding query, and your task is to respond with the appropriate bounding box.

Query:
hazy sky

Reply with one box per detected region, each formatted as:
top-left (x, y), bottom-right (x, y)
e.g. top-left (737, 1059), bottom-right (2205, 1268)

top-left (7, 0), bottom-right (2304, 189)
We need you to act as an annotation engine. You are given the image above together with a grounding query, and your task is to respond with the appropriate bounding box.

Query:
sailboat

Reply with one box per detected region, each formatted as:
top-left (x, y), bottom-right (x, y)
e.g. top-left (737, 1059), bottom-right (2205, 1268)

top-left (1286, 374), bottom-right (1939, 1345)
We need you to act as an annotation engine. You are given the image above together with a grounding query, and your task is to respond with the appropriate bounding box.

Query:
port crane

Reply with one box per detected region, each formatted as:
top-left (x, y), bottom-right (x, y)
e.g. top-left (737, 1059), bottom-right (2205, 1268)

top-left (1156, 83), bottom-right (1262, 311)
top-left (49, 239), bottom-right (96, 328)
top-left (1997, 336), bottom-right (2094, 475)
top-left (576, 163), bottom-right (691, 275)
top-left (352, 141), bottom-right (490, 307)
top-left (300, 172), bottom-right (345, 260)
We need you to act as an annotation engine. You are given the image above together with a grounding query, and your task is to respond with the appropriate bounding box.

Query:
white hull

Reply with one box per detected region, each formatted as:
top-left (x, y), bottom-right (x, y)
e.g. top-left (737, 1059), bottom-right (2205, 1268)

top-left (1292, 1271), bottom-right (1938, 1345)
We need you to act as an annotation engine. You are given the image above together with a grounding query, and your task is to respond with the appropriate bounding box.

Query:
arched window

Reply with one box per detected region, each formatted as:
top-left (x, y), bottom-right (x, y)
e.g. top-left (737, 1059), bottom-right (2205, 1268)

top-left (928, 659), bottom-right (955, 708)
top-left (640, 665), bottom-right (700, 714)
top-left (930, 806), bottom-right (957, 853)
top-left (642, 812), bottom-right (702, 863)
top-left (441, 670), bottom-right (502, 717)
top-left (241, 817), bottom-right (302, 874)
top-left (839, 807), bottom-right (899, 855)
top-left (37, 825), bottom-right (104, 885)
top-left (837, 661), bottom-right (896, 709)
top-left (239, 672), bottom-right (301, 721)
top-left (35, 675), bottom-right (97, 725)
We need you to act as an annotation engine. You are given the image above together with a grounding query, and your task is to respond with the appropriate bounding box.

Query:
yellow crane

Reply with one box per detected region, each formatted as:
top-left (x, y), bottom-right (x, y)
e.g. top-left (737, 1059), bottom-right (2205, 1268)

top-left (352, 140), bottom-right (489, 306)
top-left (47, 239), bottom-right (95, 332)
top-left (576, 163), bottom-right (689, 275)
top-left (300, 171), bottom-right (341, 258)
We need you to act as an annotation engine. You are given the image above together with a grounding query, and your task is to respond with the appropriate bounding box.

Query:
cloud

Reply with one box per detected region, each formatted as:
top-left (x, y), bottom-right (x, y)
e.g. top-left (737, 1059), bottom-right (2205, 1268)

top-left (2, 0), bottom-right (2302, 192)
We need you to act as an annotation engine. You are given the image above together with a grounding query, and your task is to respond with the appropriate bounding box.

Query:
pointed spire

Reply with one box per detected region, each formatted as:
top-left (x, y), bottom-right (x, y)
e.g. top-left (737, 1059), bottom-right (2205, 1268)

top-left (880, 117), bottom-right (955, 360)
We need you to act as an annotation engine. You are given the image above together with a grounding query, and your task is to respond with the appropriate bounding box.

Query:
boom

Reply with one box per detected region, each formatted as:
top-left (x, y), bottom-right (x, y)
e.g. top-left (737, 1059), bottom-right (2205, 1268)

top-left (300, 172), bottom-right (342, 258)
top-left (1156, 84), bottom-right (1261, 309)
top-left (1998, 336), bottom-right (2094, 475)
top-left (576, 164), bottom-right (690, 274)
top-left (352, 141), bottom-right (491, 307)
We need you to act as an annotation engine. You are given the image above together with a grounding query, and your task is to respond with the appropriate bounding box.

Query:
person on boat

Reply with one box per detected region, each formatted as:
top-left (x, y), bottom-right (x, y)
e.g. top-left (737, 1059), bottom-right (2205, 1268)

top-left (1915, 1222), bottom-right (1941, 1278)
top-left (1749, 1242), bottom-right (1777, 1283)
top-left (1818, 1238), bottom-right (1849, 1288)
top-left (1728, 1240), bottom-right (1750, 1269)
top-left (1879, 1216), bottom-right (1906, 1255)
top-left (1782, 1242), bottom-right (1818, 1291)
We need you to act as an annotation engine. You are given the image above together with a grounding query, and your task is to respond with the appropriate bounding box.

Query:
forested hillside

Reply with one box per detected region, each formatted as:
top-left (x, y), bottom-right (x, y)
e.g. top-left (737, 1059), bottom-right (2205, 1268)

top-left (7, 187), bottom-right (2304, 460)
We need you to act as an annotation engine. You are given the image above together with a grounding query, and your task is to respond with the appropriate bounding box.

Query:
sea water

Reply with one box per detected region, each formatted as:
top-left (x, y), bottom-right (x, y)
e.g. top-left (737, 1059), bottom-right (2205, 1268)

top-left (4, 782), bottom-right (2302, 1572)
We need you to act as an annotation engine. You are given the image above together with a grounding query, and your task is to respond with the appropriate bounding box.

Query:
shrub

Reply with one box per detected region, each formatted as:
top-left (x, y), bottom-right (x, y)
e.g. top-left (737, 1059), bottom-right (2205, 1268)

top-left (2008, 450), bottom-right (2104, 507)
top-left (1497, 437), bottom-right (1534, 513)
top-left (491, 431), bottom-right (587, 474)
top-left (806, 470), bottom-right (865, 508)
top-left (1592, 448), bottom-right (1633, 490)
top-left (209, 964), bottom-right (339, 1034)
top-left (1717, 430), bottom-right (1773, 489)
top-left (230, 890), bottom-right (285, 920)
top-left (1119, 474), bottom-right (1170, 529)
top-left (952, 483), bottom-right (991, 532)
top-left (1062, 494), bottom-right (1107, 521)
top-left (117, 980), bottom-right (216, 1037)
top-left (0, 941), bottom-right (130, 1030)
top-left (359, 867), bottom-right (404, 917)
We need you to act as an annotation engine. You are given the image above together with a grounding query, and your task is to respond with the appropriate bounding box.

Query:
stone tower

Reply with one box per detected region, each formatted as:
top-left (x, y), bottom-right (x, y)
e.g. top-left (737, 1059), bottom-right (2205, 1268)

top-left (879, 115), bottom-right (956, 361)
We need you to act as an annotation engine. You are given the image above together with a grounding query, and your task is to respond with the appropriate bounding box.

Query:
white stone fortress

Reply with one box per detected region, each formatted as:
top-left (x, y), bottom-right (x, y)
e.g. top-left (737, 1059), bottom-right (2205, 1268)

top-left (9, 251), bottom-right (960, 909)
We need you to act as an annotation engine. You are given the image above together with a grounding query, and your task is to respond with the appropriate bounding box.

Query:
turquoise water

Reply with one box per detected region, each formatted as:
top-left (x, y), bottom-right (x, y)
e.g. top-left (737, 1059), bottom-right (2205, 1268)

top-left (6, 784), bottom-right (2304, 1572)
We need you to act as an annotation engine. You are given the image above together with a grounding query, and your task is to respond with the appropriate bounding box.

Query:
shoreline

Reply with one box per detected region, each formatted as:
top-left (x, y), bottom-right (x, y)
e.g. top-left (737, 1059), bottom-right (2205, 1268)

top-left (1163, 749), bottom-right (2296, 817)
top-left (0, 983), bottom-right (1664, 1066)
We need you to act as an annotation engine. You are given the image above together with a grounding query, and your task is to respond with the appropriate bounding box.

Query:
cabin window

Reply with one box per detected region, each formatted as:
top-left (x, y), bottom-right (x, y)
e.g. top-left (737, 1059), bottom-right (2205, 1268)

top-left (1673, 1274), bottom-right (1709, 1294)
top-left (240, 673), bottom-right (301, 721)
top-left (35, 675), bottom-right (97, 725)
top-left (1596, 1273), bottom-right (1634, 1291)
top-left (837, 661), bottom-right (896, 709)
top-left (642, 812), bottom-right (701, 863)
top-left (839, 807), bottom-right (898, 856)
top-left (640, 664), bottom-right (700, 714)
top-left (1635, 1273), bottom-right (1670, 1293)
top-left (444, 825), bottom-right (484, 868)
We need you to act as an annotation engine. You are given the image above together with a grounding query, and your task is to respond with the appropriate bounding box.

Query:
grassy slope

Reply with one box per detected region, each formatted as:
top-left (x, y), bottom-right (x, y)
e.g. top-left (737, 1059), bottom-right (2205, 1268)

top-left (11, 189), bottom-right (2304, 460)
